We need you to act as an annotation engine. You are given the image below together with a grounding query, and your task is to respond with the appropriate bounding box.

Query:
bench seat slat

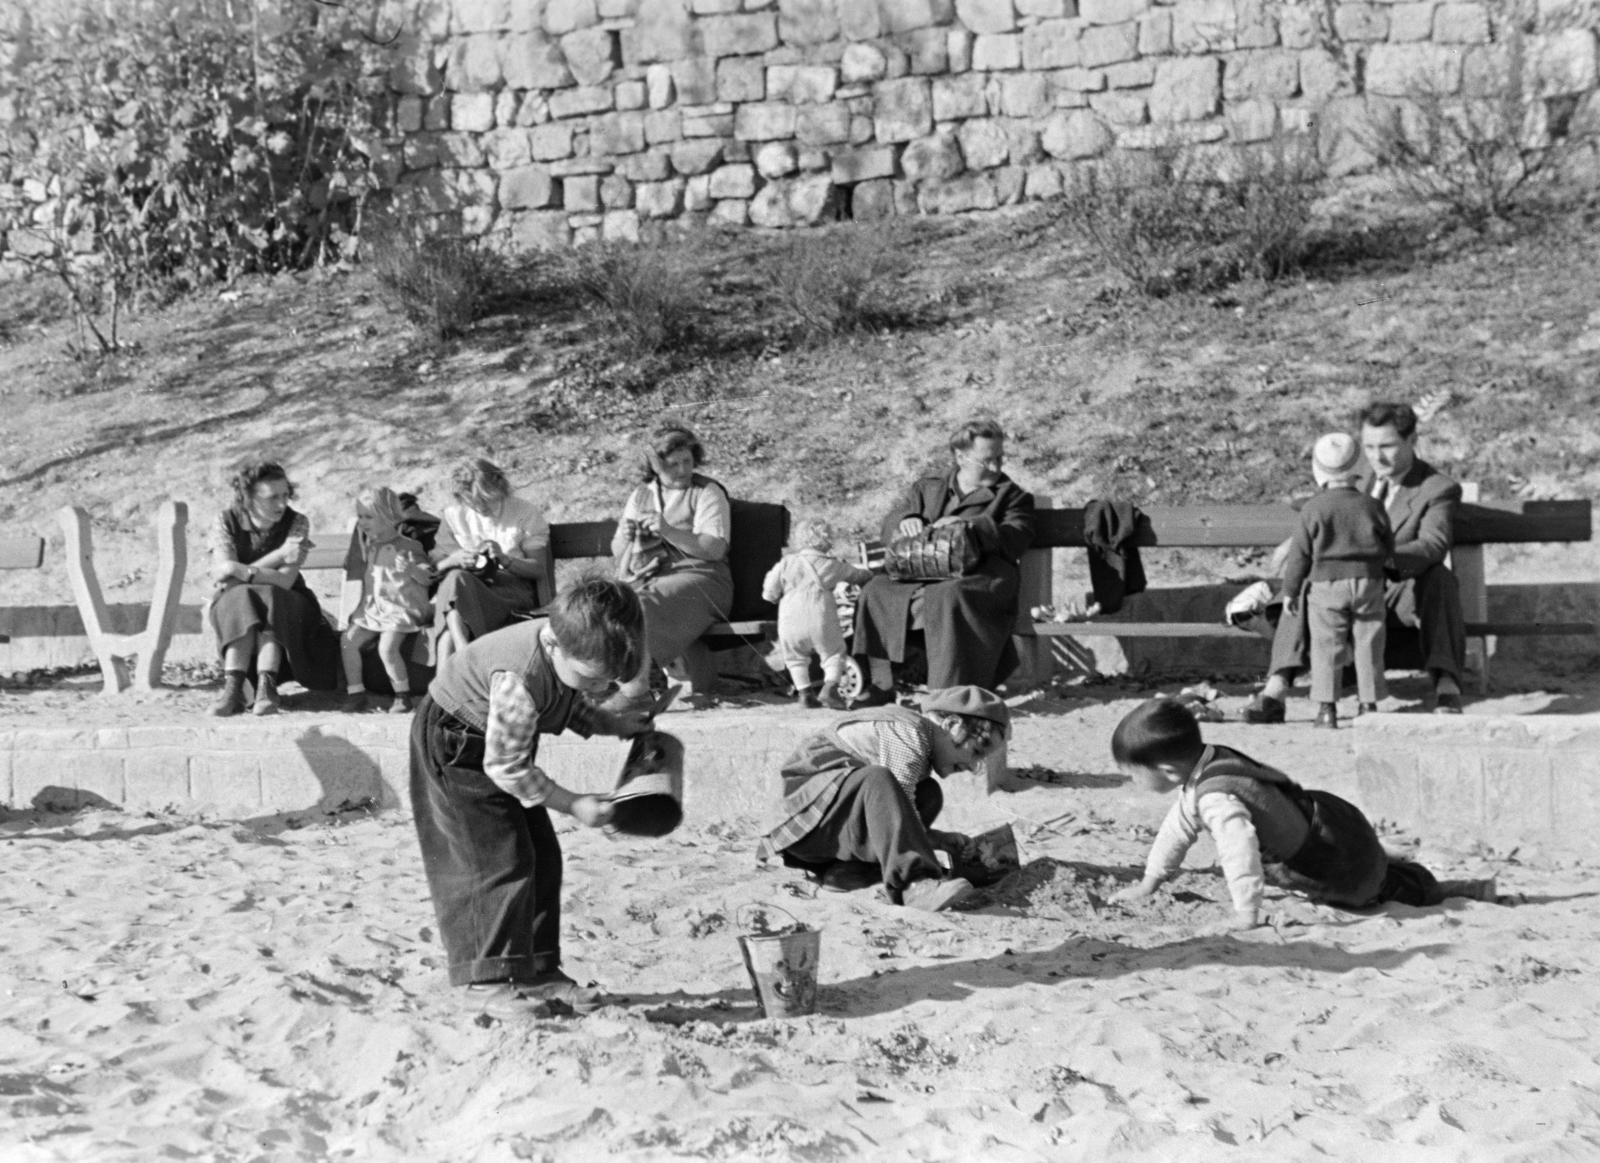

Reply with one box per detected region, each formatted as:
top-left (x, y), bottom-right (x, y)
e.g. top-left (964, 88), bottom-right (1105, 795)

top-left (0, 537), bottom-right (45, 570)
top-left (1034, 620), bottom-right (1597, 639)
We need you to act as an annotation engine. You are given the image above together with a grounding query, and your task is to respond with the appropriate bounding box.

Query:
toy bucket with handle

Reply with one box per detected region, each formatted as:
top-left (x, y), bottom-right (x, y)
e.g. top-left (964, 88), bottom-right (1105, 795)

top-left (608, 729), bottom-right (685, 837)
top-left (736, 905), bottom-right (822, 1019)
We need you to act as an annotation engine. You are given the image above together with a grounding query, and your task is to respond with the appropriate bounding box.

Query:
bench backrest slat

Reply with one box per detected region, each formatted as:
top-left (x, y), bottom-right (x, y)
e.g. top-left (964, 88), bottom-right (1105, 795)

top-left (550, 521), bottom-right (619, 559)
top-left (0, 537), bottom-right (45, 569)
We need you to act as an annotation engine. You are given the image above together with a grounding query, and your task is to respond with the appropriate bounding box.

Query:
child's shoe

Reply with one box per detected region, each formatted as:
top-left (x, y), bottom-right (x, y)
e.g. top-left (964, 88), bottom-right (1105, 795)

top-left (817, 680), bottom-right (847, 711)
top-left (795, 686), bottom-right (821, 709)
top-left (389, 693), bottom-right (418, 715)
top-left (1313, 702), bottom-right (1337, 729)
top-left (344, 690), bottom-right (376, 714)
top-left (210, 672), bottom-right (247, 718)
top-left (1438, 875), bottom-right (1497, 902)
top-left (1357, 701), bottom-right (1379, 716)
top-left (252, 673), bottom-right (281, 716)
top-left (819, 860), bottom-right (881, 893)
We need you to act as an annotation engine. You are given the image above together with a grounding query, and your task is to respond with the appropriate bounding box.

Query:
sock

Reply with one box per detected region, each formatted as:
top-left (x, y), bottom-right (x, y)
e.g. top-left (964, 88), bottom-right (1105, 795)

top-left (870, 659), bottom-right (894, 689)
top-left (787, 665), bottom-right (812, 692)
top-left (1262, 673), bottom-right (1290, 701)
top-left (392, 683), bottom-right (411, 695)
top-left (347, 683), bottom-right (366, 695)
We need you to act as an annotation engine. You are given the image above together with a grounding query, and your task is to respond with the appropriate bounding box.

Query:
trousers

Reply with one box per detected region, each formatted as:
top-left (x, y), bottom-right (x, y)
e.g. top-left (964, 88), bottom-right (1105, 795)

top-left (782, 767), bottom-right (944, 895)
top-left (409, 694), bottom-right (562, 986)
top-left (1306, 577), bottom-right (1387, 703)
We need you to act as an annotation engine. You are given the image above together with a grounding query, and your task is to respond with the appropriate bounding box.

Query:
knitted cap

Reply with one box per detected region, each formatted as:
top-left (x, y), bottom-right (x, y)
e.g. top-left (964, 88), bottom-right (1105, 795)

top-left (1312, 432), bottom-right (1361, 483)
top-left (920, 686), bottom-right (1011, 734)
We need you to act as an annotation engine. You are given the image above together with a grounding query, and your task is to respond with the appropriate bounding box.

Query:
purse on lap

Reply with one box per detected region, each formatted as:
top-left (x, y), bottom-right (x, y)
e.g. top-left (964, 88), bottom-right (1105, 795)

top-left (882, 521), bottom-right (980, 581)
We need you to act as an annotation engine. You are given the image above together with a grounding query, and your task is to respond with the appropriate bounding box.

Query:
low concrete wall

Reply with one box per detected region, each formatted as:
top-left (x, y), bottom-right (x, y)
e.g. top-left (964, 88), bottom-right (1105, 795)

top-left (1355, 712), bottom-right (1600, 859)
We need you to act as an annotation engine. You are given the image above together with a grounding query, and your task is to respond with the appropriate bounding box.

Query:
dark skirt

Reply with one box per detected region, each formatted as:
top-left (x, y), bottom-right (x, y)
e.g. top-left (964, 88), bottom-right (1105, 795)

top-left (426, 569), bottom-right (541, 664)
top-left (209, 582), bottom-right (341, 691)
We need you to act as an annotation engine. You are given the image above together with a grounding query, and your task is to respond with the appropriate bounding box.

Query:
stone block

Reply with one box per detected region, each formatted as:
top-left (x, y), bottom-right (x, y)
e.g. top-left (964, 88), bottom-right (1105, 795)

top-left (694, 0), bottom-right (742, 11)
top-left (779, 0), bottom-right (840, 44)
top-left (1460, 43), bottom-right (1509, 98)
top-left (831, 143), bottom-right (900, 182)
top-left (623, 0), bottom-right (698, 64)
top-left (1024, 161), bottom-right (1064, 198)
top-left (874, 77), bottom-right (935, 141)
top-left (1334, 4), bottom-right (1387, 42)
top-left (749, 183), bottom-right (794, 225)
top-left (684, 173), bottom-right (714, 211)
top-left (452, 92), bottom-right (496, 133)
top-left (502, 208), bottom-right (573, 249)
top-left (518, 92), bottom-right (552, 125)
top-left (956, 0), bottom-right (1018, 35)
top-left (1226, 97), bottom-right (1277, 142)
top-left (999, 72), bottom-right (1050, 116)
top-left (124, 751), bottom-right (191, 809)
top-left (484, 127), bottom-right (534, 168)
top-left (1278, 4), bottom-right (1315, 49)
top-left (710, 198), bottom-right (750, 226)
top-left (701, 13), bottom-right (781, 57)
top-left (1527, 30), bottom-right (1599, 98)
top-left (636, 178), bottom-right (686, 217)
top-left (841, 1), bottom-right (884, 39)
top-left (1172, 0), bottom-right (1236, 53)
top-left (390, 35), bottom-right (444, 96)
top-left (756, 140), bottom-right (801, 176)
top-left (647, 63), bottom-right (676, 107)
top-left (958, 117), bottom-right (1011, 168)
top-left (446, 34), bottom-right (503, 91)
top-left (933, 73), bottom-right (991, 119)
top-left (1081, 0), bottom-right (1147, 23)
top-left (919, 172), bottom-right (998, 213)
top-left (994, 163), bottom-right (1025, 204)
top-left (708, 162), bottom-right (759, 197)
top-left (619, 149), bottom-right (674, 179)
top-left (949, 28), bottom-right (973, 71)
top-left (842, 42), bottom-right (889, 83)
top-left (1104, 60), bottom-right (1156, 88)
top-left (500, 31), bottom-right (576, 89)
top-left (617, 80), bottom-right (649, 111)
top-left (495, 89), bottom-right (520, 128)
top-left (1090, 89), bottom-right (1147, 123)
top-left (972, 32), bottom-right (1023, 69)
top-left (424, 96), bottom-right (452, 130)
top-left (1023, 20), bottom-right (1081, 70)
top-left (735, 101), bottom-right (799, 139)
top-left (396, 96), bottom-right (425, 136)
top-left (530, 123), bottom-right (577, 160)
top-left (1041, 108), bottom-right (1113, 157)
top-left (1299, 48), bottom-right (1354, 101)
top-left (671, 137), bottom-right (727, 173)
top-left (1148, 55), bottom-right (1219, 121)
top-left (546, 0), bottom-right (601, 34)
top-left (565, 172), bottom-right (603, 211)
top-left (1236, 3), bottom-right (1277, 49)
top-left (683, 111), bottom-right (737, 136)
top-left (500, 164), bottom-right (562, 208)
top-left (1018, 0), bottom-right (1067, 13)
top-left (901, 130), bottom-right (966, 179)
top-left (788, 173), bottom-right (839, 222)
top-left (1117, 119), bottom-right (1224, 147)
top-left (549, 85), bottom-right (616, 117)
top-left (880, 0), bottom-right (957, 34)
top-left (1079, 22), bottom-right (1138, 67)
top-left (645, 108), bottom-right (684, 142)
top-left (593, 111), bottom-right (649, 155)
top-left (190, 752), bottom-right (261, 810)
top-left (851, 113), bottom-right (877, 142)
top-left (1388, 2), bottom-right (1435, 43)
top-left (1004, 119), bottom-right (1043, 162)
top-left (563, 26), bottom-right (620, 85)
top-left (669, 56), bottom-right (717, 103)
top-left (899, 26), bottom-right (951, 73)
top-left (1223, 49), bottom-right (1298, 101)
top-left (796, 102), bottom-right (854, 143)
top-left (768, 63), bottom-right (839, 102)
top-left (603, 209), bottom-right (642, 242)
top-left (1135, 9), bottom-right (1171, 55)
top-left (1366, 43), bottom-right (1462, 97)
top-left (602, 173), bottom-right (636, 207)
top-left (599, 0), bottom-right (638, 12)
top-left (852, 177), bottom-right (898, 218)
top-left (408, 130), bottom-right (489, 169)
top-left (709, 56), bottom-right (759, 102)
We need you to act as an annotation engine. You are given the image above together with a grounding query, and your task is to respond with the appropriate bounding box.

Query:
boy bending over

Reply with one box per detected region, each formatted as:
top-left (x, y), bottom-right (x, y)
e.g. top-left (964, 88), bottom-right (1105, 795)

top-left (1110, 698), bottom-right (1493, 932)
top-left (410, 578), bottom-right (651, 1021)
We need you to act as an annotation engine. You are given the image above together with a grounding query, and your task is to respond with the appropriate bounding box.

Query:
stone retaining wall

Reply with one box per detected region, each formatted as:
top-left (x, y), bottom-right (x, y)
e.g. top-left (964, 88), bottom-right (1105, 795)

top-left (353, 0), bottom-right (1600, 245)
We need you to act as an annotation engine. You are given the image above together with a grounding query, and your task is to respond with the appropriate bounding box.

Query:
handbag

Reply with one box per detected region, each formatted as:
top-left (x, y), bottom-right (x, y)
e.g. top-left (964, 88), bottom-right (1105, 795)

top-left (882, 521), bottom-right (980, 582)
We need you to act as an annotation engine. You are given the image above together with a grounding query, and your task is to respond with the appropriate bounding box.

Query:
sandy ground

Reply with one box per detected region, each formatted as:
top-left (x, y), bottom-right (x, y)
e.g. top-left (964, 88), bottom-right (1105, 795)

top-left (4, 678), bottom-right (1600, 1162)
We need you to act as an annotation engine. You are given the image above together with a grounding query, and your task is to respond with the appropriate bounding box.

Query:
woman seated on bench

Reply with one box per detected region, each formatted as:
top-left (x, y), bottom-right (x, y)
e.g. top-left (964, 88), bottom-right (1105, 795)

top-left (850, 417), bottom-right (1036, 704)
top-left (427, 458), bottom-right (550, 668)
top-left (207, 460), bottom-right (341, 716)
top-left (608, 425), bottom-right (733, 709)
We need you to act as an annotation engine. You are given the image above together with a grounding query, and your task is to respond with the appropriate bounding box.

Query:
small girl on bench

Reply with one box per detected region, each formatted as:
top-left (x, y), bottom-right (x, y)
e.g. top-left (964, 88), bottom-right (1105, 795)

top-left (1109, 698), bottom-right (1494, 932)
top-left (342, 486), bottom-right (434, 713)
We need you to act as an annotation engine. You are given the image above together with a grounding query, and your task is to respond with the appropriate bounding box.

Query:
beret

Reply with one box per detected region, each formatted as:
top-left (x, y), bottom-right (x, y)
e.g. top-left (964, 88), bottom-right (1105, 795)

top-left (920, 685), bottom-right (1011, 734)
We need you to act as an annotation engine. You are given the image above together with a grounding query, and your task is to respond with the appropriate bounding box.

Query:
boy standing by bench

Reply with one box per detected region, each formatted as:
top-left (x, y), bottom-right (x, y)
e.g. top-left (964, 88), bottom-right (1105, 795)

top-left (410, 578), bottom-right (651, 1022)
top-left (1282, 433), bottom-right (1394, 729)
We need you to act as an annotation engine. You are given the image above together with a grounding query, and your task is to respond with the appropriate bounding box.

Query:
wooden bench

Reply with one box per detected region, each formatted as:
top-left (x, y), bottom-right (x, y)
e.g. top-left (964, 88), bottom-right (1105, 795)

top-left (0, 536), bottom-right (48, 644)
top-left (1020, 491), bottom-right (1594, 692)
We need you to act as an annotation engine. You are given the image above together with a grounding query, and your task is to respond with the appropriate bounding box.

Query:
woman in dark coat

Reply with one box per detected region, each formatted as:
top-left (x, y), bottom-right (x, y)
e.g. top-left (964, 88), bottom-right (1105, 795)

top-left (851, 418), bottom-right (1035, 703)
top-left (206, 460), bottom-right (341, 716)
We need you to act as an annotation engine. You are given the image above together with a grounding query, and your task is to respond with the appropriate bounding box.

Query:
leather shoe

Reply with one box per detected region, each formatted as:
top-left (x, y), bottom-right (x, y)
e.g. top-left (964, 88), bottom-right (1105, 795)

top-left (820, 860), bottom-right (881, 893)
top-left (849, 685), bottom-right (897, 710)
top-left (1313, 703), bottom-right (1337, 730)
top-left (1433, 691), bottom-right (1463, 715)
top-left (1357, 702), bottom-right (1379, 716)
top-left (462, 983), bottom-right (553, 1022)
top-left (1240, 694), bottom-right (1285, 724)
top-left (519, 970), bottom-right (608, 1016)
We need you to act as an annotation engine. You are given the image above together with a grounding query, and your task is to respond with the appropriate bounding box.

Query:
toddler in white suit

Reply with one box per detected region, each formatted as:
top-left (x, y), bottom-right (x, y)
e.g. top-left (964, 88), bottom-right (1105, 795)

top-left (762, 519), bottom-right (875, 709)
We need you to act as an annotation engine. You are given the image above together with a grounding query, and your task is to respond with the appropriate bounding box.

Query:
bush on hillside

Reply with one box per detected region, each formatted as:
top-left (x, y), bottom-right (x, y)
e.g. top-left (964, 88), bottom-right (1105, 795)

top-left (3, 3), bottom-right (386, 352)
top-left (562, 241), bottom-right (702, 358)
top-left (764, 226), bottom-right (917, 340)
top-left (364, 223), bottom-right (497, 346)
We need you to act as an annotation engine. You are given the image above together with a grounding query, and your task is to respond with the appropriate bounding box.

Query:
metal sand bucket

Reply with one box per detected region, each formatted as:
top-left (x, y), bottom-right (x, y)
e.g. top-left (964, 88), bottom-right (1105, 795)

top-left (736, 905), bottom-right (822, 1019)
top-left (608, 730), bottom-right (685, 838)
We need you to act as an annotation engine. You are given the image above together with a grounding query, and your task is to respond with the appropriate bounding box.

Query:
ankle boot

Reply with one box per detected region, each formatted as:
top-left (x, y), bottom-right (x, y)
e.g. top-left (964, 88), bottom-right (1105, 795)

top-left (253, 672), bottom-right (281, 716)
top-left (1314, 702), bottom-right (1338, 729)
top-left (211, 672), bottom-right (247, 717)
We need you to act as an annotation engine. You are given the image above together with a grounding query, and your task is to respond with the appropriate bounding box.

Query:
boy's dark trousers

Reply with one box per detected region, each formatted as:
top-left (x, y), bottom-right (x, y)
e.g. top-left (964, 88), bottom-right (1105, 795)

top-left (782, 767), bottom-right (944, 894)
top-left (410, 694), bottom-right (562, 986)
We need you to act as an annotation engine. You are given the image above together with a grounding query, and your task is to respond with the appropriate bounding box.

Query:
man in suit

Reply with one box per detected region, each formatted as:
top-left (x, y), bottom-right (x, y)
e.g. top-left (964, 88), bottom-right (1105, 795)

top-left (1242, 400), bottom-right (1467, 721)
top-left (851, 417), bottom-right (1036, 702)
